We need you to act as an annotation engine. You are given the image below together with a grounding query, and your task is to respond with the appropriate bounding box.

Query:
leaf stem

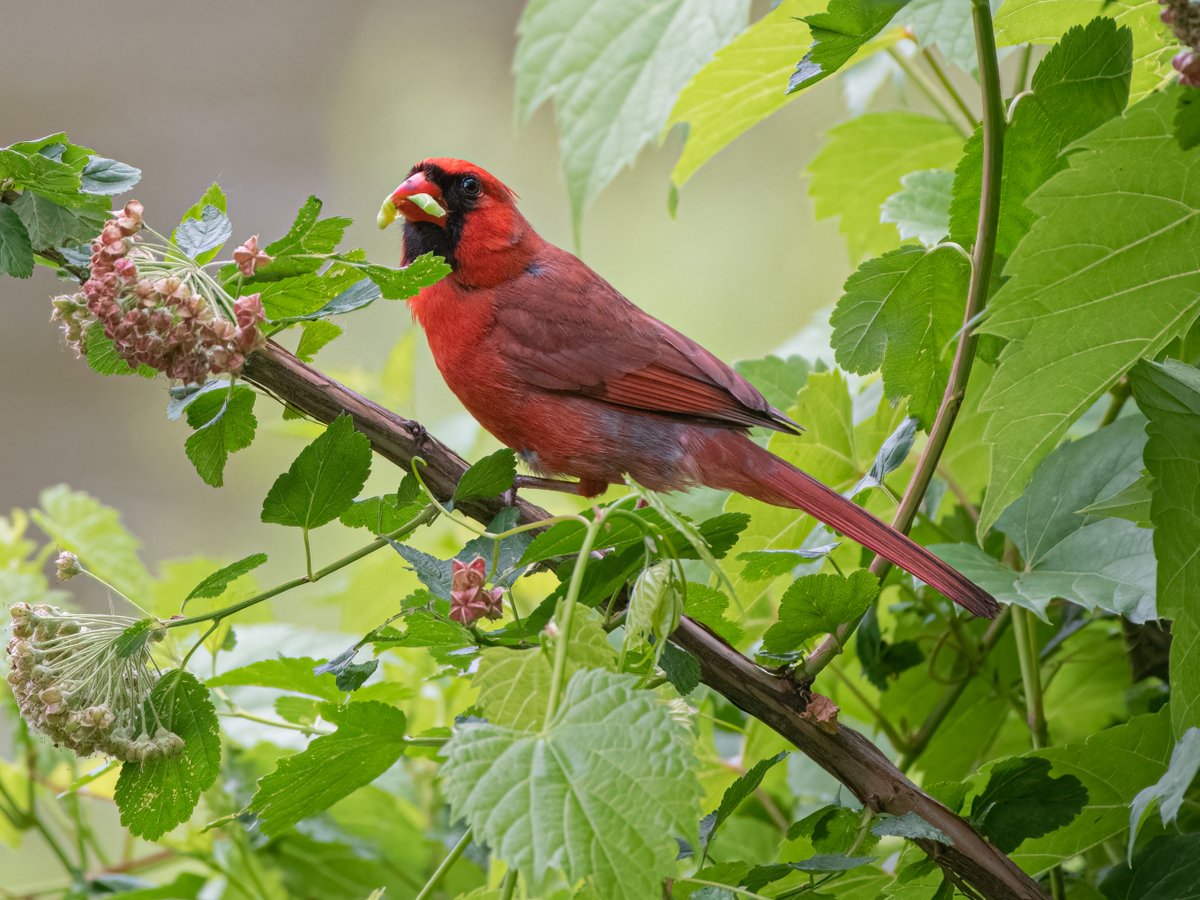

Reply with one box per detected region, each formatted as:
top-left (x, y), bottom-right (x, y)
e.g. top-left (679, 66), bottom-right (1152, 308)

top-left (415, 828), bottom-right (473, 900)
top-left (1012, 44), bottom-right (1033, 94)
top-left (888, 48), bottom-right (972, 139)
top-left (802, 0), bottom-right (1006, 682)
top-left (499, 869), bottom-right (519, 900)
top-left (1011, 608), bottom-right (1048, 749)
top-left (165, 506), bottom-right (437, 629)
top-left (302, 528), bottom-right (314, 581)
top-left (921, 48), bottom-right (977, 129)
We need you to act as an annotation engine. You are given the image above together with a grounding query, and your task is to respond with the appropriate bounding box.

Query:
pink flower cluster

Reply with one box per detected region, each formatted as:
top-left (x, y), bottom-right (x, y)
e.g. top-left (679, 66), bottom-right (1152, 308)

top-left (51, 201), bottom-right (267, 383)
top-left (449, 556), bottom-right (504, 626)
top-left (1162, 0), bottom-right (1200, 86)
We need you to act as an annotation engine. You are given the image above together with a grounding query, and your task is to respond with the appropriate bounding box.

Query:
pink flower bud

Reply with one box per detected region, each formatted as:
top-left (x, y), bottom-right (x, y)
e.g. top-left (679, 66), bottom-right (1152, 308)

top-left (233, 234), bottom-right (273, 276)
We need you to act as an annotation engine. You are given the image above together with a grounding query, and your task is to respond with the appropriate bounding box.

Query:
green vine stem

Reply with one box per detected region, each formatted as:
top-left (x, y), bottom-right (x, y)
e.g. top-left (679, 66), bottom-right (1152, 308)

top-left (802, 0), bottom-right (1006, 682)
top-left (415, 827), bottom-right (473, 900)
top-left (887, 47), bottom-right (973, 139)
top-left (921, 47), bottom-right (978, 129)
top-left (1011, 607), bottom-right (1049, 749)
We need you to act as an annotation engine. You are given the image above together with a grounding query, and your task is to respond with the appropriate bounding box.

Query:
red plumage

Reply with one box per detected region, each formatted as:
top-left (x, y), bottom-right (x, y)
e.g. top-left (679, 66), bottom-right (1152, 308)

top-left (385, 158), bottom-right (998, 619)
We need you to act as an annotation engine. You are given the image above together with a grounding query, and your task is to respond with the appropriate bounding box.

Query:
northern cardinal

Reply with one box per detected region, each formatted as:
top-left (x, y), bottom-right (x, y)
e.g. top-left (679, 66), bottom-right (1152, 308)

top-left (379, 159), bottom-right (998, 618)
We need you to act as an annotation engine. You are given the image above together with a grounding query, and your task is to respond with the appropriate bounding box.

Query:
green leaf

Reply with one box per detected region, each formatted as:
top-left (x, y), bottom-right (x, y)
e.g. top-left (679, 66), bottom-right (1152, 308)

top-left (659, 643), bottom-right (701, 696)
top-left (993, 0), bottom-right (1175, 102)
top-left (371, 608), bottom-right (475, 654)
top-left (1129, 728), bottom-right (1200, 860)
top-left (1177, 88), bottom-right (1200, 151)
top-left (1130, 359), bottom-right (1200, 736)
top-left (668, 0), bottom-right (825, 186)
top-left (624, 562), bottom-right (683, 664)
top-left (881, 169), bottom-right (954, 247)
top-left (295, 320), bottom-right (343, 362)
top-left (832, 245), bottom-right (968, 427)
top-left (897, 0), bottom-right (980, 75)
top-left (11, 190), bottom-right (106, 249)
top-left (737, 543), bottom-right (839, 581)
top-left (788, 0), bottom-right (911, 93)
top-left (339, 495), bottom-right (424, 535)
top-left (871, 811), bottom-right (952, 844)
top-left (514, 0), bottom-right (749, 233)
top-left (1076, 472), bottom-right (1152, 527)
top-left (174, 183), bottom-right (227, 265)
top-left (934, 415), bottom-right (1154, 621)
top-left (474, 608), bottom-right (616, 730)
top-left (790, 854), bottom-right (875, 872)
top-left (950, 18), bottom-right (1133, 259)
top-left (853, 416), bottom-right (919, 495)
top-left (184, 386), bottom-right (258, 488)
top-left (312, 649), bottom-right (377, 692)
top-left (32, 484), bottom-right (151, 600)
top-left (454, 449), bottom-right (517, 502)
top-left (441, 669), bottom-right (701, 899)
top-left (82, 321), bottom-right (156, 378)
top-left (0, 144), bottom-right (84, 206)
top-left (207, 656), bottom-right (344, 702)
top-left (0, 204), bottom-right (33, 278)
top-left (733, 354), bottom-right (812, 412)
top-left (79, 156), bottom-right (141, 195)
top-left (806, 111), bottom-right (964, 260)
top-left (265, 196), bottom-right (349, 258)
top-left (699, 751), bottom-right (788, 854)
top-left (175, 204), bottom-right (232, 260)
top-left (762, 570), bottom-right (880, 654)
top-left (261, 414), bottom-right (372, 529)
top-left (685, 583), bottom-right (744, 645)
top-left (255, 270), bottom-right (364, 321)
top-left (1101, 833), bottom-right (1200, 899)
top-left (114, 671), bottom-right (221, 840)
top-left (976, 90), bottom-right (1200, 534)
top-left (360, 254), bottom-right (450, 300)
top-left (968, 757), bottom-right (1087, 854)
top-left (249, 701), bottom-right (408, 835)
top-left (184, 553), bottom-right (268, 604)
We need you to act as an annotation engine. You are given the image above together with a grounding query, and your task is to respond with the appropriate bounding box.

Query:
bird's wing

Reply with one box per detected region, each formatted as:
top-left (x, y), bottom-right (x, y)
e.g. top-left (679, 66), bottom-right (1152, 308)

top-left (490, 254), bottom-right (800, 434)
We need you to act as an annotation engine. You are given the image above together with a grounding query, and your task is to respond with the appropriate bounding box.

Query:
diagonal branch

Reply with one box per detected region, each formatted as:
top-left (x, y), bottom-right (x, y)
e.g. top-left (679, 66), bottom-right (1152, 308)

top-left (241, 340), bottom-right (1046, 899)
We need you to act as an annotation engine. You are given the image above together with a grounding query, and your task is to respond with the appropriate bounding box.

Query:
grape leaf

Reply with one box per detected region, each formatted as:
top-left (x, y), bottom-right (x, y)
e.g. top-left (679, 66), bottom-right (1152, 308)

top-left (1129, 728), bottom-right (1200, 860)
top-left (1129, 359), bottom-right (1200, 736)
top-left (515, 0), bottom-right (748, 233)
top-left (441, 669), bottom-right (701, 899)
top-left (762, 570), bottom-right (880, 654)
top-left (249, 701), bottom-right (408, 835)
top-left (0, 204), bottom-right (33, 278)
top-left (881, 169), bottom-right (954, 247)
top-left (668, 0), bottom-right (825, 186)
top-left (261, 414), bottom-right (372, 529)
top-left (184, 385), bottom-right (258, 488)
top-left (831, 245), bottom-right (968, 427)
top-left (114, 671), bottom-right (221, 840)
top-left (976, 90), bottom-right (1200, 534)
top-left (806, 111), bottom-right (964, 260)
top-left (789, 0), bottom-right (911, 93)
top-left (852, 416), bottom-right (919, 496)
top-left (454, 449), bottom-right (517, 502)
top-left (184, 553), bottom-right (268, 604)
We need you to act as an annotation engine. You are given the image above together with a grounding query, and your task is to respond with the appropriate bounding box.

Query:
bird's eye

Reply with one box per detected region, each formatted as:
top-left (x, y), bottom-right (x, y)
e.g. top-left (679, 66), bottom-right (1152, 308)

top-left (461, 175), bottom-right (482, 197)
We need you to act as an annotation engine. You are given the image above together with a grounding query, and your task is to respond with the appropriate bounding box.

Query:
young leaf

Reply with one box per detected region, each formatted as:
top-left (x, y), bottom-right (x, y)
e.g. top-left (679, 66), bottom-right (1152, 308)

top-left (659, 642), bottom-right (701, 696)
top-left (441, 669), bottom-right (701, 898)
top-left (806, 112), bottom-right (963, 260)
top-left (339, 494), bottom-right (424, 535)
top-left (623, 562), bottom-right (683, 664)
top-left (114, 671), bottom-right (221, 840)
top-left (0, 204), bottom-right (34, 278)
top-left (296, 320), bottom-right (343, 362)
top-left (250, 195), bottom-right (350, 279)
top-left (968, 757), bottom-right (1087, 853)
top-left (313, 648), bottom-right (378, 693)
top-left (762, 570), bottom-right (880, 654)
top-left (175, 204), bottom-right (232, 260)
top-left (359, 253), bottom-right (451, 300)
top-left (1130, 359), bottom-right (1200, 736)
top-left (870, 811), bottom-right (952, 845)
top-left (788, 0), bottom-right (911, 93)
top-left (261, 414), bottom-right (372, 529)
top-left (249, 701), bottom-right (408, 835)
top-left (699, 751), bottom-right (788, 854)
top-left (851, 416), bottom-right (918, 495)
top-left (207, 656), bottom-right (343, 703)
top-left (184, 553), bottom-right (268, 604)
top-left (685, 582), bottom-right (743, 644)
top-left (668, 0), bottom-right (824, 186)
top-left (453, 448), bottom-right (517, 502)
top-left (1128, 728), bottom-right (1200, 860)
top-left (881, 169), bottom-right (954, 247)
top-left (514, 0), bottom-right (748, 233)
top-left (976, 90), bottom-right (1200, 535)
top-left (79, 156), bottom-right (141, 195)
top-left (184, 386), bottom-right (258, 488)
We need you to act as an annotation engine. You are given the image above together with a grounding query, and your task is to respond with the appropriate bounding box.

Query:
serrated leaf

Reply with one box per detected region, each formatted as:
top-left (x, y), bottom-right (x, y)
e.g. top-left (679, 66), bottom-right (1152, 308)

top-left (684, 583), bottom-right (744, 645)
top-left (208, 657), bottom-right (344, 703)
top-left (881, 169), bottom-right (954, 247)
top-left (969, 757), bottom-right (1087, 854)
top-left (976, 90), bottom-right (1200, 534)
top-left (296, 320), bottom-right (343, 362)
top-left (360, 254), bottom-right (450, 300)
top-left (762, 570), bottom-right (880, 654)
top-left (80, 156), bottom-right (141, 195)
top-left (312, 649), bottom-right (378, 692)
top-left (515, 0), bottom-right (748, 233)
top-left (1129, 728), bottom-right (1200, 860)
top-left (870, 811), bottom-right (952, 844)
top-left (339, 494), bottom-right (424, 535)
top-left (261, 414), bottom-right (372, 529)
top-left (441, 669), bottom-right (701, 899)
top-left (737, 543), bottom-right (839, 581)
top-left (0, 145), bottom-right (84, 206)
top-left (11, 190), bottom-right (106, 249)
top-left (624, 562), bottom-right (682, 664)
top-left (184, 385), bottom-right (258, 488)
top-left (699, 751), bottom-right (787, 854)
top-left (175, 204), bottom-right (232, 260)
top-left (454, 449), bottom-right (517, 502)
top-left (1130, 360), bottom-right (1200, 736)
top-left (807, 112), bottom-right (964, 260)
top-left (950, 18), bottom-right (1133, 259)
top-left (371, 608), bottom-right (475, 653)
top-left (733, 354), bottom-right (813, 412)
top-left (249, 701), bottom-right (407, 835)
top-left (265, 196), bottom-right (349, 260)
top-left (82, 321), bottom-right (156, 378)
top-left (659, 642), bottom-right (701, 696)
top-left (1102, 833), bottom-right (1200, 899)
top-left (1077, 472), bottom-right (1152, 526)
top-left (668, 0), bottom-right (825, 186)
top-left (184, 553), bottom-right (268, 604)
top-left (788, 0), bottom-right (911, 93)
top-left (0, 204), bottom-right (33, 278)
top-left (114, 671), bottom-right (221, 840)
top-left (993, 0), bottom-right (1175, 102)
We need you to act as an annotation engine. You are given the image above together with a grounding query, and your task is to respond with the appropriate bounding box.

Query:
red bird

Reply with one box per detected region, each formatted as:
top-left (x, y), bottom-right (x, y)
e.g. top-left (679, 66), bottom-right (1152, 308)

top-left (379, 158), bottom-right (998, 618)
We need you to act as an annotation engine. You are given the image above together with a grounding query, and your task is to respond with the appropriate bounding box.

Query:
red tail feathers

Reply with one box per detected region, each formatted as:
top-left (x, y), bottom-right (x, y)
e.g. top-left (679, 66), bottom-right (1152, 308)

top-left (693, 431), bottom-right (999, 618)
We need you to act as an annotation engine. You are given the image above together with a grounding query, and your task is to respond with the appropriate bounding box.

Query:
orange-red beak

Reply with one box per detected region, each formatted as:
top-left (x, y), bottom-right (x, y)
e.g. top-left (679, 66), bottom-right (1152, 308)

top-left (377, 172), bottom-right (447, 229)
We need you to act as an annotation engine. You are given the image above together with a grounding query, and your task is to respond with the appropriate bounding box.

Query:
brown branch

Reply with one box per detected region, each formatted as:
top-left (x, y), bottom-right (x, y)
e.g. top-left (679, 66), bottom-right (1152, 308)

top-left (241, 341), bottom-right (1046, 899)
